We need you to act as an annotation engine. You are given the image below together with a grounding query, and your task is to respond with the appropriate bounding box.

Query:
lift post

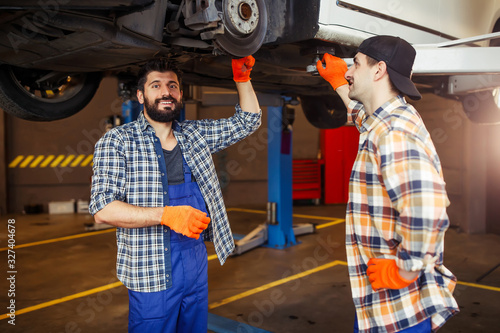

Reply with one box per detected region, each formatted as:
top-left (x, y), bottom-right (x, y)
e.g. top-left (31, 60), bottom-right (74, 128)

top-left (121, 99), bottom-right (141, 123)
top-left (266, 104), bottom-right (296, 248)
top-left (232, 97), bottom-right (314, 255)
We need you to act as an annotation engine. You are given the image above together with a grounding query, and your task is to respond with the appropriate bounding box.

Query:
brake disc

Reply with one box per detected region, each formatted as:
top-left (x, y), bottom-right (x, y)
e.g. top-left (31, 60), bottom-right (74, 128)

top-left (214, 0), bottom-right (267, 57)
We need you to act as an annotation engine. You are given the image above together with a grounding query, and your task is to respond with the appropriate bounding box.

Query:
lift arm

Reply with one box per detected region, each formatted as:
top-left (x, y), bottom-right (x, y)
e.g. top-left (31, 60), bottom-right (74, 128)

top-left (342, 31), bottom-right (500, 95)
top-left (413, 32), bottom-right (500, 95)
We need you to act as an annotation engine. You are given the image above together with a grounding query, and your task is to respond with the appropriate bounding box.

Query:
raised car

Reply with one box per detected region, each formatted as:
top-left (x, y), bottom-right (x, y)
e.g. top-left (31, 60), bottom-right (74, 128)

top-left (1, 0), bottom-right (499, 124)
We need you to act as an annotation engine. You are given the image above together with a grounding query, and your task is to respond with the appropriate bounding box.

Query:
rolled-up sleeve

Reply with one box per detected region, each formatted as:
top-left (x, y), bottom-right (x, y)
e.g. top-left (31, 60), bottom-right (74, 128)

top-left (190, 104), bottom-right (261, 153)
top-left (378, 130), bottom-right (450, 272)
top-left (89, 131), bottom-right (127, 216)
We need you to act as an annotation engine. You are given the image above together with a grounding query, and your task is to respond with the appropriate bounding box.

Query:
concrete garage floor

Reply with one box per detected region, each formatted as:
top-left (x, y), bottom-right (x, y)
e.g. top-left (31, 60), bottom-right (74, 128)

top-left (1, 204), bottom-right (500, 332)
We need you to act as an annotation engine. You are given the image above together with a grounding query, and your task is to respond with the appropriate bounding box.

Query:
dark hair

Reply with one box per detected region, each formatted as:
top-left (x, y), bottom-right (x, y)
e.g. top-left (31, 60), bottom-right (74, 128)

top-left (137, 58), bottom-right (183, 92)
top-left (365, 55), bottom-right (400, 96)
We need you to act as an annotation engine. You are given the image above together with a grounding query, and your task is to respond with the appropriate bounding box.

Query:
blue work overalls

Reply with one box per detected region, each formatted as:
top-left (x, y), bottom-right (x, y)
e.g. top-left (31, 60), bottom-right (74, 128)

top-left (128, 157), bottom-right (209, 332)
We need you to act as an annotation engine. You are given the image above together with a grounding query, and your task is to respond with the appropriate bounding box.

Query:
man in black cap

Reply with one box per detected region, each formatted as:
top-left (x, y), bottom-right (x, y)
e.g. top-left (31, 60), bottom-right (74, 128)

top-left (316, 35), bottom-right (459, 332)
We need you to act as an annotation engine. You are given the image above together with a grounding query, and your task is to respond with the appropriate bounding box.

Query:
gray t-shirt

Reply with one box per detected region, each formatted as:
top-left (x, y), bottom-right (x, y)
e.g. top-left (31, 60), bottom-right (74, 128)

top-left (163, 144), bottom-right (184, 185)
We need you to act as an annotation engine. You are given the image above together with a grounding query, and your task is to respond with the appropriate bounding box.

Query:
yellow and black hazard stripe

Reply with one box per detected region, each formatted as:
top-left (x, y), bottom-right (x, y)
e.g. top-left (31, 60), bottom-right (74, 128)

top-left (8, 155), bottom-right (93, 168)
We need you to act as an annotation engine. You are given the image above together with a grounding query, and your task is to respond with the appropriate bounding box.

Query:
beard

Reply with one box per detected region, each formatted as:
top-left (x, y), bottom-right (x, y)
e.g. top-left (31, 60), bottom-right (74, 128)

top-left (144, 95), bottom-right (183, 123)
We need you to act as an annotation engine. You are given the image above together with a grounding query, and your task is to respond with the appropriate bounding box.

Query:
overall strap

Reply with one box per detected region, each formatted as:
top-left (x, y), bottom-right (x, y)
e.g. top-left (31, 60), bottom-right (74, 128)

top-left (182, 156), bottom-right (192, 183)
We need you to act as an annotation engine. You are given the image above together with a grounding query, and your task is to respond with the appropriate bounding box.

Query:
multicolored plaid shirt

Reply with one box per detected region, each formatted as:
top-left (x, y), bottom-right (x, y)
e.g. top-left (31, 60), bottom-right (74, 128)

top-left (346, 96), bottom-right (459, 332)
top-left (89, 105), bottom-right (261, 292)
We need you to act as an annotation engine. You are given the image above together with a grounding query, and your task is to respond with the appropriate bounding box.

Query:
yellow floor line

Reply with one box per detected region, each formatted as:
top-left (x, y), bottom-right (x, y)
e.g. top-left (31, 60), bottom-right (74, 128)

top-left (227, 208), bottom-right (346, 223)
top-left (2, 252), bottom-right (499, 321)
top-left (457, 280), bottom-right (500, 292)
top-left (0, 253), bottom-right (216, 320)
top-left (292, 213), bottom-right (343, 221)
top-left (226, 208), bottom-right (267, 214)
top-left (208, 260), bottom-right (500, 310)
top-left (316, 219), bottom-right (346, 229)
top-left (0, 228), bottom-right (116, 252)
top-left (2, 209), bottom-right (344, 253)
top-left (4, 208), bottom-right (498, 320)
top-left (208, 260), bottom-right (348, 310)
top-left (0, 281), bottom-right (124, 321)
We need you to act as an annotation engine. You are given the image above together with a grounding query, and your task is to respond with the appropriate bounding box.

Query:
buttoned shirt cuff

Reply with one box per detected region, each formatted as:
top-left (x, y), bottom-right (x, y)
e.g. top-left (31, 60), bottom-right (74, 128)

top-left (396, 253), bottom-right (439, 274)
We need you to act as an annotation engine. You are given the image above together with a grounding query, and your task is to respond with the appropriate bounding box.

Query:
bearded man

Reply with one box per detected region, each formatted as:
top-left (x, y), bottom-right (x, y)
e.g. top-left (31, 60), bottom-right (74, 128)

top-left (89, 57), bottom-right (261, 332)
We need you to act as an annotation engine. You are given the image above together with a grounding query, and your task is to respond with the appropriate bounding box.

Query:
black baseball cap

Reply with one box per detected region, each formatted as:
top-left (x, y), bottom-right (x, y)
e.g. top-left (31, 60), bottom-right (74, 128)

top-left (357, 35), bottom-right (422, 100)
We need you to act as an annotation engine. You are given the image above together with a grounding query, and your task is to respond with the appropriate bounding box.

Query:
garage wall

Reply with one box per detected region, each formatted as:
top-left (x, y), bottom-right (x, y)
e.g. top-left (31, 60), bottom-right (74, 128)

top-left (487, 124), bottom-right (500, 234)
top-left (3, 80), bottom-right (498, 235)
top-left (4, 77), bottom-right (122, 214)
top-left (2, 81), bottom-right (319, 214)
top-left (414, 93), bottom-right (500, 234)
top-left (199, 87), bottom-right (320, 208)
top-left (199, 95), bottom-right (269, 207)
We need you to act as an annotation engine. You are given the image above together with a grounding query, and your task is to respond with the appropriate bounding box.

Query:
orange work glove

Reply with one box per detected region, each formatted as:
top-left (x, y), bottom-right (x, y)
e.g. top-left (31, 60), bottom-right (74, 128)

top-left (161, 205), bottom-right (210, 239)
top-left (366, 258), bottom-right (419, 291)
top-left (232, 55), bottom-right (255, 82)
top-left (316, 53), bottom-right (349, 90)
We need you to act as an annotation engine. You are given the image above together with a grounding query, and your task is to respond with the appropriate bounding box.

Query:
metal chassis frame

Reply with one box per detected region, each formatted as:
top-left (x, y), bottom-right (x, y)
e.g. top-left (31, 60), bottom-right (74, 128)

top-left (343, 31), bottom-right (500, 95)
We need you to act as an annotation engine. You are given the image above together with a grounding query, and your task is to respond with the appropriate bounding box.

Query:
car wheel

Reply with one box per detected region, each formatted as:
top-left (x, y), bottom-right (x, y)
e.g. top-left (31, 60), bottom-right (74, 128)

top-left (214, 0), bottom-right (268, 57)
top-left (300, 95), bottom-right (347, 129)
top-left (0, 65), bottom-right (102, 121)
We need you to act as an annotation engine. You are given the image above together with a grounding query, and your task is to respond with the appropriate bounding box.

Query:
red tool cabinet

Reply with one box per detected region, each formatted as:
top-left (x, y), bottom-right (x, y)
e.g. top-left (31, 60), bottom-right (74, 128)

top-left (292, 159), bottom-right (324, 202)
top-left (320, 126), bottom-right (359, 204)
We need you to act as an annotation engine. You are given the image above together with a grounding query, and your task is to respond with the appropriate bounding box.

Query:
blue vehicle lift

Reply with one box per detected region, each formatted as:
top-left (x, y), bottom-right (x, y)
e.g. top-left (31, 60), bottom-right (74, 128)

top-left (121, 99), bottom-right (141, 123)
top-left (231, 96), bottom-right (314, 255)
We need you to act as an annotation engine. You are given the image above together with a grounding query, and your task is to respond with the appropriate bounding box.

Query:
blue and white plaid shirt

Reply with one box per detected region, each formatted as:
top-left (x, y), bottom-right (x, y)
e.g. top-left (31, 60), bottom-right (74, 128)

top-left (89, 105), bottom-right (261, 292)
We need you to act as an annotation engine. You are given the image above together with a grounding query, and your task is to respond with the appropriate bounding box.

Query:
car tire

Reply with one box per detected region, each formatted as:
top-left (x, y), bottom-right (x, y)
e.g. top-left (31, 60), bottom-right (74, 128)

top-left (300, 94), bottom-right (347, 129)
top-left (0, 65), bottom-right (102, 121)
